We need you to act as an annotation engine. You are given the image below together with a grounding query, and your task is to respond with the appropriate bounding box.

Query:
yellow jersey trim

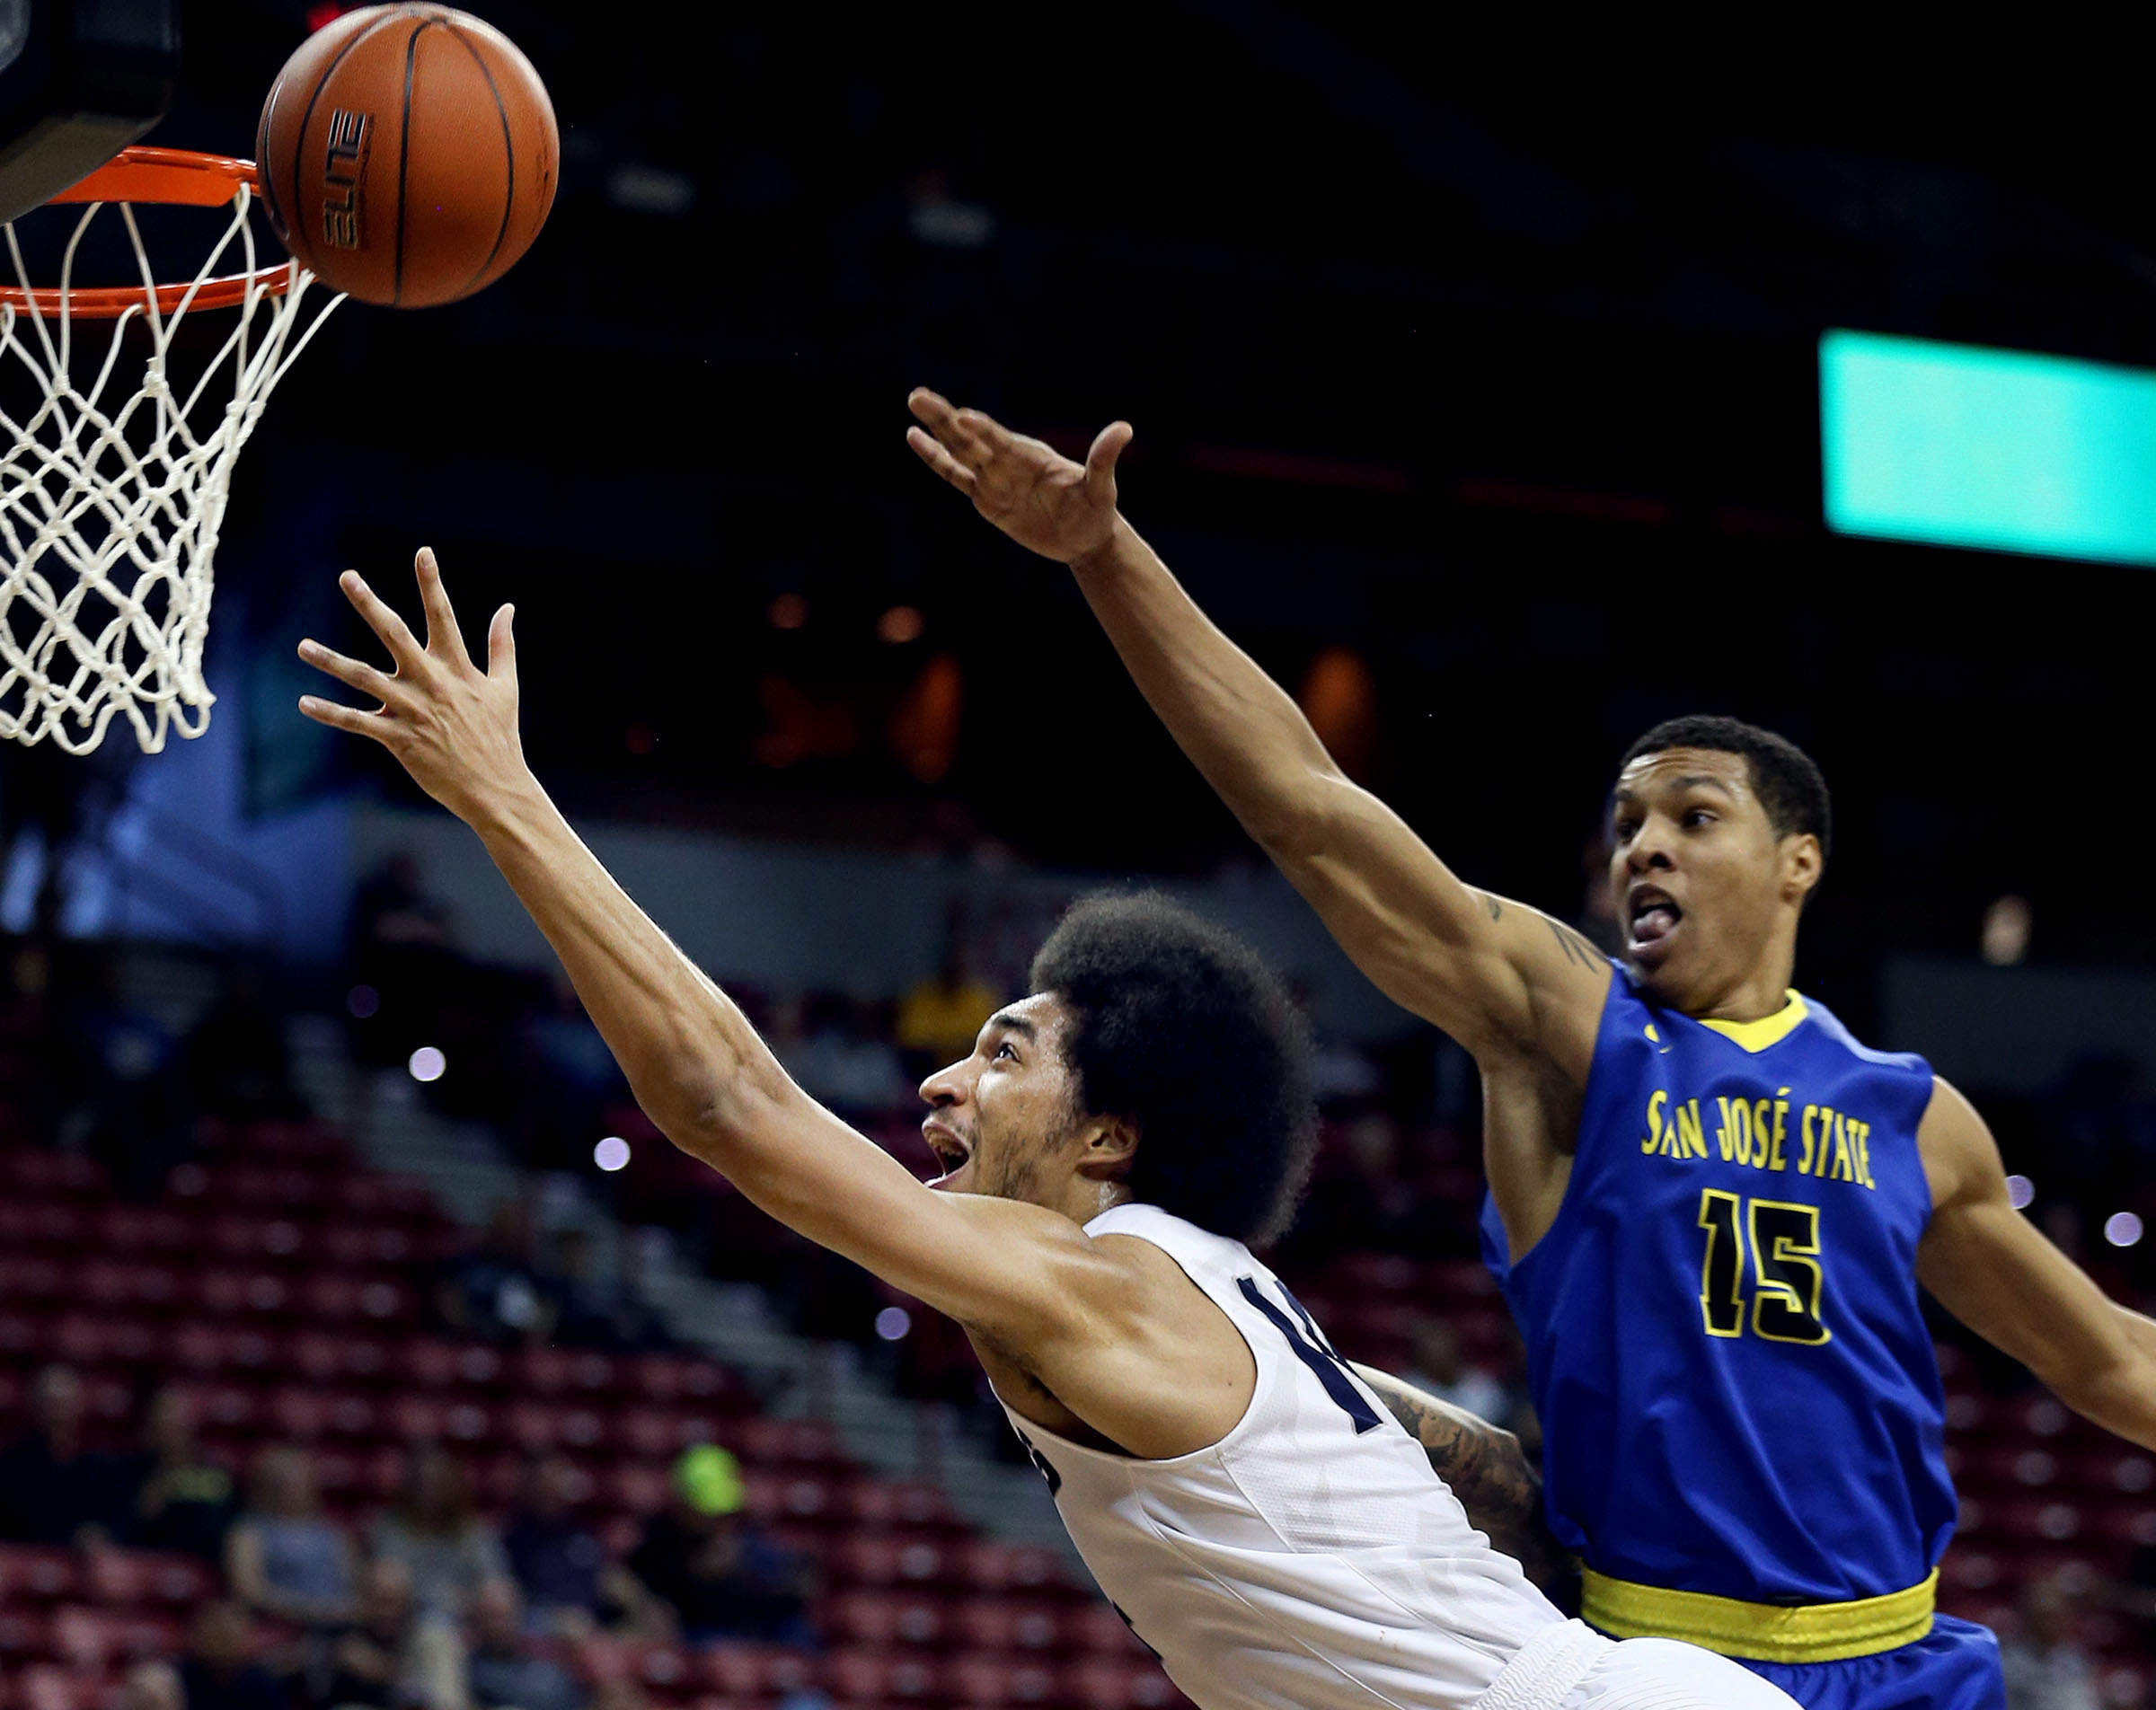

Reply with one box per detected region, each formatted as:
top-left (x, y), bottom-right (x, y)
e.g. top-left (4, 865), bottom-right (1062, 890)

top-left (1580, 1567), bottom-right (1937, 1664)
top-left (1698, 991), bottom-right (1808, 1053)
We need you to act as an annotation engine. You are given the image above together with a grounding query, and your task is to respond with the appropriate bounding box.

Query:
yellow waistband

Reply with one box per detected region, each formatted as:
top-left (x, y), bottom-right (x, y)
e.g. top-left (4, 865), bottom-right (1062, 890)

top-left (1579, 1567), bottom-right (1937, 1664)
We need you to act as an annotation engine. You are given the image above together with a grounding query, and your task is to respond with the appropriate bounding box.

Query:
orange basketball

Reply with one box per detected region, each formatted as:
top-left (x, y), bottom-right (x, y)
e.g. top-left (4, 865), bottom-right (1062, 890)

top-left (255, 4), bottom-right (557, 308)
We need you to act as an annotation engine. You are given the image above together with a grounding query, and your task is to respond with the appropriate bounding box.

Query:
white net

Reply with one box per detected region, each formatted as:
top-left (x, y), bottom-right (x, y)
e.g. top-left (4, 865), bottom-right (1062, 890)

top-left (0, 184), bottom-right (339, 753)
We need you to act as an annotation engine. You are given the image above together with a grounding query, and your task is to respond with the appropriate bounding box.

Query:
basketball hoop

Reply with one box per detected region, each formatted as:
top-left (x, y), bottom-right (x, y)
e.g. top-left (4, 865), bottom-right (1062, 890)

top-left (0, 145), bottom-right (340, 754)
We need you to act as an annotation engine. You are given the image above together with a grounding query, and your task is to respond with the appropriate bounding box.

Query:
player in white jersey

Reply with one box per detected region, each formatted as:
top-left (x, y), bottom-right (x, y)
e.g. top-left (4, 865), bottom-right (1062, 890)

top-left (296, 551), bottom-right (1800, 1710)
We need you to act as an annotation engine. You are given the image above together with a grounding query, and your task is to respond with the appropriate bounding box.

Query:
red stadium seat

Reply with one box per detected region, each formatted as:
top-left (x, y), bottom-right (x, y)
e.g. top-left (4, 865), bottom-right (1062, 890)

top-left (505, 1402), bottom-right (563, 1452)
top-left (323, 1222), bottom-right (419, 1267)
top-left (402, 1339), bottom-right (464, 1388)
top-left (49, 1311), bottom-right (161, 1367)
top-left (302, 1273), bottom-right (415, 1324)
top-left (844, 1482), bottom-right (959, 1531)
top-left (605, 1465), bottom-right (671, 1517)
top-left (699, 1644), bottom-right (817, 1698)
top-left (557, 1407), bottom-right (607, 1452)
top-left (440, 1400), bottom-right (493, 1443)
top-left (955, 1542), bottom-right (1068, 1596)
top-left (13, 1664), bottom-right (113, 1710)
top-left (1, 1150), bottom-right (106, 1197)
top-left (0, 1546), bottom-right (80, 1604)
top-left (826, 1646), bottom-right (940, 1701)
top-left (752, 1473), bottom-right (832, 1527)
top-left (0, 1255), bottom-right (66, 1303)
top-left (731, 1417), bottom-right (846, 1469)
top-left (1065, 1604), bottom-right (1146, 1656)
top-left (82, 1550), bottom-right (213, 1609)
top-left (288, 1329), bottom-right (390, 1387)
top-left (947, 1651), bottom-right (1057, 1706)
top-left (0, 1608), bottom-right (49, 1662)
top-left (0, 1309), bottom-right (46, 1359)
top-left (91, 1207), bottom-right (191, 1256)
top-left (266, 1387), bottom-right (330, 1441)
top-left (615, 1409), bottom-right (687, 1459)
top-left (1061, 1658), bottom-right (1182, 1708)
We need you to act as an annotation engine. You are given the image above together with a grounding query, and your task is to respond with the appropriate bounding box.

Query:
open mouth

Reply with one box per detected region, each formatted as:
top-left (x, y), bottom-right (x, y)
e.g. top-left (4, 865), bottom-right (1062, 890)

top-left (1627, 886), bottom-right (1683, 952)
top-left (921, 1117), bottom-right (975, 1187)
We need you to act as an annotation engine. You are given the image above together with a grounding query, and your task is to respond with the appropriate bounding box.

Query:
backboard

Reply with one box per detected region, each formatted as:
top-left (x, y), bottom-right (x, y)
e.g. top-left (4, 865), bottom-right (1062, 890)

top-left (0, 0), bottom-right (179, 222)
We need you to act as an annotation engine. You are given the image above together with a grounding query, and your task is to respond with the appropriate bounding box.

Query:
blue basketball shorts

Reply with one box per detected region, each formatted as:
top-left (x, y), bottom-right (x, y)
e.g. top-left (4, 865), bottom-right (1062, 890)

top-left (1738, 1616), bottom-right (2004, 1710)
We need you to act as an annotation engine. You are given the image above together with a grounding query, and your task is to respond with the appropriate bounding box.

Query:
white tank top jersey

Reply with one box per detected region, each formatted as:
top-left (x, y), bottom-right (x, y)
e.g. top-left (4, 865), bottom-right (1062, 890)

top-left (994, 1203), bottom-right (1568, 1710)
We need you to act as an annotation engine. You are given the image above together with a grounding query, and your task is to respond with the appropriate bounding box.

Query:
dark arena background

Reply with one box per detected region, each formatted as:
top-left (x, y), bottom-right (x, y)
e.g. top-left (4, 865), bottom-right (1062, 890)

top-left (4, 7), bottom-right (2156, 1710)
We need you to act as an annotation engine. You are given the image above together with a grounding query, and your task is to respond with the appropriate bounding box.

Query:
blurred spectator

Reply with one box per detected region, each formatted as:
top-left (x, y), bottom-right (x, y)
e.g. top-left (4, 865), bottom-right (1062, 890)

top-left (180, 1600), bottom-right (285, 1710)
top-left (501, 1455), bottom-right (643, 1635)
top-left (181, 960), bottom-right (304, 1123)
top-left (312, 1557), bottom-right (468, 1710)
top-left (0, 1362), bottom-right (125, 1545)
top-left (775, 993), bottom-right (908, 1115)
top-left (543, 1228), bottom-right (665, 1351)
top-left (894, 903), bottom-right (998, 1072)
top-left (627, 1447), bottom-right (814, 1644)
top-left (465, 1579), bottom-right (584, 1710)
top-left (63, 947), bottom-right (189, 1197)
top-left (124, 1387), bottom-right (237, 1558)
top-left (372, 1445), bottom-right (509, 1623)
top-left (348, 853), bottom-right (458, 1069)
top-left (1399, 1318), bottom-right (1512, 1426)
top-left (437, 1200), bottom-right (555, 1346)
top-left (225, 1445), bottom-right (360, 1627)
top-left (2000, 1573), bottom-right (2099, 1710)
top-left (119, 1659), bottom-right (187, 1710)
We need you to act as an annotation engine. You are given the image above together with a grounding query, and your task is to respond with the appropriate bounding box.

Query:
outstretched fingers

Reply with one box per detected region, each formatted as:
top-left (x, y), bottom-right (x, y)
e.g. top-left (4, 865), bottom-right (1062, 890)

top-left (412, 547), bottom-right (471, 666)
top-left (906, 426), bottom-right (979, 494)
top-left (339, 571), bottom-right (427, 671)
top-left (296, 638), bottom-right (402, 709)
top-left (906, 387), bottom-right (1003, 469)
top-left (296, 693), bottom-right (391, 741)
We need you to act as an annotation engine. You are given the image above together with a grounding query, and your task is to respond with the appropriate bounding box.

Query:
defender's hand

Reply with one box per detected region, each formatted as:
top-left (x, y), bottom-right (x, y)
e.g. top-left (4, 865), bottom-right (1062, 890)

top-left (906, 388), bottom-right (1133, 566)
top-left (296, 548), bottom-right (530, 826)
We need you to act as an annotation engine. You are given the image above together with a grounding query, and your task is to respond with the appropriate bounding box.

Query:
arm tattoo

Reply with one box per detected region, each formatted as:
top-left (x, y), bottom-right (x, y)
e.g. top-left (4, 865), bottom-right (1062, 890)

top-left (1351, 1363), bottom-right (1568, 1590)
top-left (1480, 892), bottom-right (1504, 922)
top-left (1543, 916), bottom-right (1605, 972)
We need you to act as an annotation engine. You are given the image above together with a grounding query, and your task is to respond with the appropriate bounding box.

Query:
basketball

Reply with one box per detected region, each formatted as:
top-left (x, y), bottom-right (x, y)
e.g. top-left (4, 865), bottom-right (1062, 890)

top-left (254, 4), bottom-right (557, 308)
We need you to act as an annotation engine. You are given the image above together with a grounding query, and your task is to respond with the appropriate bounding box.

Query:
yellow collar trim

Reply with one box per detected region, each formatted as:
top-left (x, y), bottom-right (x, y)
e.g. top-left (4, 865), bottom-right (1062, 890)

top-left (1582, 1566), bottom-right (1936, 1664)
top-left (1697, 991), bottom-right (1807, 1053)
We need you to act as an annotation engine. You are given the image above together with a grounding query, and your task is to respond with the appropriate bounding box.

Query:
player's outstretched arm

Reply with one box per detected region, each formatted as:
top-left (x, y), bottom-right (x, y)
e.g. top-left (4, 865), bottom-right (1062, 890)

top-left (295, 552), bottom-right (1118, 1350)
top-left (906, 389), bottom-right (1609, 1076)
top-left (1918, 1078), bottom-right (2156, 1450)
top-left (1349, 1364), bottom-right (1565, 1589)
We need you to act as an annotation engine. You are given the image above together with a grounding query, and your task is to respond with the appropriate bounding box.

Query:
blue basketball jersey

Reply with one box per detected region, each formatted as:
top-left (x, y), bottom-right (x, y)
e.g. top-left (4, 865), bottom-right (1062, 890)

top-left (1480, 974), bottom-right (1957, 1603)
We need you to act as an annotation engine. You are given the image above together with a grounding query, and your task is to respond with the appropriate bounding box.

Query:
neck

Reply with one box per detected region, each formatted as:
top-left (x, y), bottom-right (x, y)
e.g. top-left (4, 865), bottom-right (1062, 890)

top-left (1694, 974), bottom-right (1796, 1026)
top-left (1049, 1177), bottom-right (1134, 1226)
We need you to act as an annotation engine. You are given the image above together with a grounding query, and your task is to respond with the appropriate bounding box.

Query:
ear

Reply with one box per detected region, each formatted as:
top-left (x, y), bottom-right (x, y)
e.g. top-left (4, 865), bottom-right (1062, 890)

top-left (1781, 833), bottom-right (1823, 906)
top-left (1074, 1114), bottom-right (1139, 1180)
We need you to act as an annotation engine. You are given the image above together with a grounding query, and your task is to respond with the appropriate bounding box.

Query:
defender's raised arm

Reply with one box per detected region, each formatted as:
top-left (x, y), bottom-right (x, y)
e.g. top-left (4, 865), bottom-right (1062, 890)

top-left (906, 390), bottom-right (1609, 1078)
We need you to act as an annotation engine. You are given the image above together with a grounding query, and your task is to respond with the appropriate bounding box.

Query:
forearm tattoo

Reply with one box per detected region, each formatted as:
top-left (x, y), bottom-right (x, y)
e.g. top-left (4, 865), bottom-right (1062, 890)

top-left (1352, 1364), bottom-right (1568, 1591)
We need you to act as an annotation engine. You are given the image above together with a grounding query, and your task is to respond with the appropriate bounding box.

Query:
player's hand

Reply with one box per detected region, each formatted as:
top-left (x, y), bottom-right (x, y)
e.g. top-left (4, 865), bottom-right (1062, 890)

top-left (906, 388), bottom-right (1133, 566)
top-left (296, 548), bottom-right (530, 825)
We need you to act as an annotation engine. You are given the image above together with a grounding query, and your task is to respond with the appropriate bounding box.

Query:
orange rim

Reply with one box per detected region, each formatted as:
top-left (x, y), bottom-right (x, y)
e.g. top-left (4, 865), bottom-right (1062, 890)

top-left (0, 146), bottom-right (298, 321)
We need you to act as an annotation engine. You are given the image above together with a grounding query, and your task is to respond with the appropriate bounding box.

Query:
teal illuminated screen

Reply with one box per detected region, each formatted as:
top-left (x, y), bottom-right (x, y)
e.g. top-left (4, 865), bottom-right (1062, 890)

top-left (1820, 329), bottom-right (2156, 566)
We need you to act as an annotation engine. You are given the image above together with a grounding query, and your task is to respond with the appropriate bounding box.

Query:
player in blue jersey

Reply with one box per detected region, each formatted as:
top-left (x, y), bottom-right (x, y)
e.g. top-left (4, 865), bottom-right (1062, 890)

top-left (907, 391), bottom-right (2156, 1710)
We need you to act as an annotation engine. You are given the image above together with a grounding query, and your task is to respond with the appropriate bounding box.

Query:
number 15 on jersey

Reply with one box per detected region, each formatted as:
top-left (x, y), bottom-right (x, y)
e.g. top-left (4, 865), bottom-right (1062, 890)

top-left (1697, 1189), bottom-right (1831, 1344)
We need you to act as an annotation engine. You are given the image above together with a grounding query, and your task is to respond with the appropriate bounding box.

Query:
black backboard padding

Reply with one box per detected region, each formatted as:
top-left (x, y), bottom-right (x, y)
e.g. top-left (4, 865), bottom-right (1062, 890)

top-left (0, 0), bottom-right (179, 224)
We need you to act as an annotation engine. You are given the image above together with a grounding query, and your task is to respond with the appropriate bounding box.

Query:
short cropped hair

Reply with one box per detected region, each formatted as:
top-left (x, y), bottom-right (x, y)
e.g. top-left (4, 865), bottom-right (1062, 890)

top-left (1029, 893), bottom-right (1316, 1247)
top-left (1619, 715), bottom-right (1832, 864)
